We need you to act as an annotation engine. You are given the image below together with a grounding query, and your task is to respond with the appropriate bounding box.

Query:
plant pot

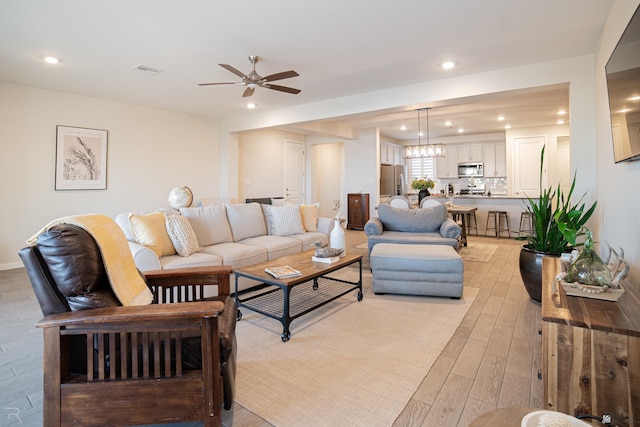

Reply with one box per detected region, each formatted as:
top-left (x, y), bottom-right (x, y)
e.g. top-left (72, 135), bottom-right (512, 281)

top-left (418, 189), bottom-right (430, 204)
top-left (519, 244), bottom-right (561, 303)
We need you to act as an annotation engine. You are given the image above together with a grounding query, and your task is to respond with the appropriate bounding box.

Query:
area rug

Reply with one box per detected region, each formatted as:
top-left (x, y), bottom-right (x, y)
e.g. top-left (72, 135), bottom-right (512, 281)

top-left (234, 270), bottom-right (478, 427)
top-left (459, 243), bottom-right (498, 262)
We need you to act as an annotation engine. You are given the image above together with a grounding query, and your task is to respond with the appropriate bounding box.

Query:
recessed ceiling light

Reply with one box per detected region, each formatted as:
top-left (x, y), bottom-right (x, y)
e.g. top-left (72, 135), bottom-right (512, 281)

top-left (43, 56), bottom-right (60, 64)
top-left (441, 61), bottom-right (455, 70)
top-left (618, 108), bottom-right (631, 113)
top-left (497, 116), bottom-right (505, 121)
top-left (628, 96), bottom-right (640, 101)
top-left (418, 132), bottom-right (424, 137)
top-left (246, 102), bottom-right (256, 109)
top-left (504, 124), bottom-right (511, 129)
top-left (558, 110), bottom-right (567, 115)
top-left (557, 120), bottom-right (565, 125)
top-left (458, 128), bottom-right (464, 133)
top-left (444, 121), bottom-right (453, 127)
top-left (400, 125), bottom-right (407, 131)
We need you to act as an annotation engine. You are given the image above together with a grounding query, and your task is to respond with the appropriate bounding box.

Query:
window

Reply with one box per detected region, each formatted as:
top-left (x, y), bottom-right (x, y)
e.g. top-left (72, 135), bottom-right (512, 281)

top-left (407, 157), bottom-right (436, 184)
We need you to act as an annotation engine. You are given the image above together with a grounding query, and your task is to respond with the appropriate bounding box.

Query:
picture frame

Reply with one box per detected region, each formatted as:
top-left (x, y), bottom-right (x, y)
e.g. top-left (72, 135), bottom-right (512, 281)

top-left (55, 125), bottom-right (108, 190)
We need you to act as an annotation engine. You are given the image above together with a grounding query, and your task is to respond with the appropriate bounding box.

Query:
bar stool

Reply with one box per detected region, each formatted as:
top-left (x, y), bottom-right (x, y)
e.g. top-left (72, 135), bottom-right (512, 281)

top-left (518, 211), bottom-right (534, 237)
top-left (466, 211), bottom-right (478, 236)
top-left (485, 210), bottom-right (511, 239)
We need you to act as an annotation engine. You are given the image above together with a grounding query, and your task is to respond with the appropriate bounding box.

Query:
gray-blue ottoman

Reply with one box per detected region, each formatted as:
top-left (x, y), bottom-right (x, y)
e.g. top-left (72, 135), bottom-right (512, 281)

top-left (370, 243), bottom-right (464, 298)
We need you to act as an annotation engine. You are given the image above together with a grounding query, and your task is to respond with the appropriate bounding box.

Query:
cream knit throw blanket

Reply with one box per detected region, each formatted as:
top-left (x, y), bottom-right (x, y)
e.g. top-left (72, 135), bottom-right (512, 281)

top-left (27, 214), bottom-right (154, 306)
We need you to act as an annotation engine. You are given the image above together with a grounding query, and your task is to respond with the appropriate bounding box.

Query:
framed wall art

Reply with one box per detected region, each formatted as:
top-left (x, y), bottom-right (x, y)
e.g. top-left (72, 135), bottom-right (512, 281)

top-left (55, 125), bottom-right (108, 190)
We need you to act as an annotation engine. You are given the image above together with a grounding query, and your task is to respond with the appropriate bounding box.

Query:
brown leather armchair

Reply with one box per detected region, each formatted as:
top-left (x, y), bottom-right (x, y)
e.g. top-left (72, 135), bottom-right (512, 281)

top-left (19, 224), bottom-right (237, 427)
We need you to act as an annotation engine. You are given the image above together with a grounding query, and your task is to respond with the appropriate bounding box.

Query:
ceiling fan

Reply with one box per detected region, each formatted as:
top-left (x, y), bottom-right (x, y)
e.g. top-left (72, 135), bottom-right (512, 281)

top-left (198, 55), bottom-right (301, 97)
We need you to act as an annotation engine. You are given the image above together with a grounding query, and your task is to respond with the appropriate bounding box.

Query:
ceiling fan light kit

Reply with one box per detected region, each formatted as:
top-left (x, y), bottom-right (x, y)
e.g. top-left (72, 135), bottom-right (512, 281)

top-left (198, 55), bottom-right (301, 97)
top-left (402, 108), bottom-right (447, 158)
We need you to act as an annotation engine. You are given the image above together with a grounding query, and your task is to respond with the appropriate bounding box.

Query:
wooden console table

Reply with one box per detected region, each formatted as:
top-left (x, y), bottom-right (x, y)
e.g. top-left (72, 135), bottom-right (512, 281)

top-left (541, 257), bottom-right (640, 426)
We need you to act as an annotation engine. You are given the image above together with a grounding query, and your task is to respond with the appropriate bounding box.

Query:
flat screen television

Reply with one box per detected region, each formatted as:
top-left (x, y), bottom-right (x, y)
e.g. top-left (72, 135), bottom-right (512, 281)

top-left (605, 4), bottom-right (640, 163)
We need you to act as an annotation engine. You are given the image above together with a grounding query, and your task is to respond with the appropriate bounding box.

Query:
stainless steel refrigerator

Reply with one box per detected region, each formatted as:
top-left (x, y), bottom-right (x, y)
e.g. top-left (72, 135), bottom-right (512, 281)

top-left (380, 164), bottom-right (404, 196)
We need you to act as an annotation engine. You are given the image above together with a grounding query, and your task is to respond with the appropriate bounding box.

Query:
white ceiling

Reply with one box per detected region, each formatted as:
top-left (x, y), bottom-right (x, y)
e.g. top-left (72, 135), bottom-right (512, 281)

top-left (0, 0), bottom-right (614, 140)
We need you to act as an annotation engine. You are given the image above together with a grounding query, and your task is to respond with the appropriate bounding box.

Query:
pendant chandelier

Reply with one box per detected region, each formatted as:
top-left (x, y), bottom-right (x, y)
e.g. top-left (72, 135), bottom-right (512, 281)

top-left (402, 107), bottom-right (447, 158)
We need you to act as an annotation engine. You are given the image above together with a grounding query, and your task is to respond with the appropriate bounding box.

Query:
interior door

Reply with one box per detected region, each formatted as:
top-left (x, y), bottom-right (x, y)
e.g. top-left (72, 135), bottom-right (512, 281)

top-left (284, 140), bottom-right (305, 204)
top-left (513, 136), bottom-right (546, 198)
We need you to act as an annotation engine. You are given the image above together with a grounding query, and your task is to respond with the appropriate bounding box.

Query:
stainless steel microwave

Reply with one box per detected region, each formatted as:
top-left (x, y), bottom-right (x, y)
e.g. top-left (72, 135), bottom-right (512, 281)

top-left (458, 162), bottom-right (484, 178)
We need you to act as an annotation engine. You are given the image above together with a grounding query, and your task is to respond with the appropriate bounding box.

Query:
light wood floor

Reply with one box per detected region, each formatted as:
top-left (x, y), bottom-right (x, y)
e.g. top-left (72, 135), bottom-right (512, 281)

top-left (0, 230), bottom-right (542, 427)
top-left (223, 230), bottom-right (542, 427)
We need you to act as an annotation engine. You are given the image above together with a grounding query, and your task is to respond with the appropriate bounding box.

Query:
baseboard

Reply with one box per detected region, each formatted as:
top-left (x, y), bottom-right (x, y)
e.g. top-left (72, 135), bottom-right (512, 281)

top-left (0, 262), bottom-right (23, 271)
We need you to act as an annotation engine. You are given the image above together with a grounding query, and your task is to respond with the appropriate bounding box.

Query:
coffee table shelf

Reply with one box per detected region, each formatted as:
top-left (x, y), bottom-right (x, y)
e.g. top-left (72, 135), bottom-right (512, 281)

top-left (234, 252), bottom-right (363, 342)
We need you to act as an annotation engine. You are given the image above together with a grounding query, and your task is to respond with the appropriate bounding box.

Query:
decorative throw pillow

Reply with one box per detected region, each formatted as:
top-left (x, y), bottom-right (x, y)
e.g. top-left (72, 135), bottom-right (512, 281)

top-left (264, 205), bottom-right (306, 236)
top-left (299, 203), bottom-right (319, 232)
top-left (165, 215), bottom-right (200, 257)
top-left (128, 212), bottom-right (176, 258)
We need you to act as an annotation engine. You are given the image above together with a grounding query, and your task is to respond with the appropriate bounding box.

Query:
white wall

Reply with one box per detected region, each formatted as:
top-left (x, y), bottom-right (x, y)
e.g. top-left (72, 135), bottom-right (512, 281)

top-left (594, 0), bottom-right (640, 285)
top-left (0, 82), bottom-right (220, 269)
top-left (237, 128), bottom-right (305, 203)
top-left (310, 142), bottom-right (344, 219)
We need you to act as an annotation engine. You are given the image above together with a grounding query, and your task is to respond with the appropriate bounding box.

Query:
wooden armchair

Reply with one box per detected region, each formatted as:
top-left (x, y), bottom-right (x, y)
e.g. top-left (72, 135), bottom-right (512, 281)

top-left (19, 224), bottom-right (236, 427)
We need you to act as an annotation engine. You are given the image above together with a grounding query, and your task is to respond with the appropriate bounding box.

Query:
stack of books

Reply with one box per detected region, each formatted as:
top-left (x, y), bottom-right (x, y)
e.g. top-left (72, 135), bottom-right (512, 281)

top-left (265, 266), bottom-right (302, 279)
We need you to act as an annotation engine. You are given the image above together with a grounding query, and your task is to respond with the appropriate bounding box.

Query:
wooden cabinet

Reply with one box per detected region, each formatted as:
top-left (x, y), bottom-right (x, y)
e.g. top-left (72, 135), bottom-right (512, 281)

top-left (542, 258), bottom-right (640, 426)
top-left (347, 193), bottom-right (369, 230)
top-left (482, 141), bottom-right (507, 177)
top-left (457, 143), bottom-right (483, 162)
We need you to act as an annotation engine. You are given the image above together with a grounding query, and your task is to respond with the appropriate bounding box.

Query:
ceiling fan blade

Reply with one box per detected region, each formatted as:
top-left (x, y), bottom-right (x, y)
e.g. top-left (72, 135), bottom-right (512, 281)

top-left (242, 87), bottom-right (255, 97)
top-left (198, 82), bottom-right (237, 86)
top-left (219, 63), bottom-right (247, 79)
top-left (264, 84), bottom-right (301, 95)
top-left (263, 70), bottom-right (299, 82)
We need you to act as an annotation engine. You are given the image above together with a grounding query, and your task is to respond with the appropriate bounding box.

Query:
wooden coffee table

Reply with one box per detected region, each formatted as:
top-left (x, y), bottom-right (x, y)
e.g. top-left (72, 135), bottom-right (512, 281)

top-left (234, 251), bottom-right (363, 342)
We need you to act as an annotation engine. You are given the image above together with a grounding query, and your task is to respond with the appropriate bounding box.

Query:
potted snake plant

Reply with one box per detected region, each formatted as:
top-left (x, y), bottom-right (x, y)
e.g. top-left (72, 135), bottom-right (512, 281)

top-left (519, 145), bottom-right (597, 302)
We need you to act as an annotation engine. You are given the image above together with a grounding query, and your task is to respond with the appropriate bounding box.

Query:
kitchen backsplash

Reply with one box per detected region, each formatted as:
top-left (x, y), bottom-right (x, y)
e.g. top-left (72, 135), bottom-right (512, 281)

top-left (433, 177), bottom-right (507, 195)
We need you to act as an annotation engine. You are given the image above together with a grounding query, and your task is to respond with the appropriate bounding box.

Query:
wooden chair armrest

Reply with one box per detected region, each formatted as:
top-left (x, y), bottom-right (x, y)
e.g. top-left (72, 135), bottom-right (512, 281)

top-left (36, 300), bottom-right (224, 329)
top-left (143, 265), bottom-right (233, 298)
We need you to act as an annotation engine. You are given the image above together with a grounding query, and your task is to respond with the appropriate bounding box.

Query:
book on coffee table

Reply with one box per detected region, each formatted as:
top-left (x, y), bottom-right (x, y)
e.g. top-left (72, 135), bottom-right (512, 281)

top-left (312, 256), bottom-right (340, 264)
top-left (265, 265), bottom-right (302, 279)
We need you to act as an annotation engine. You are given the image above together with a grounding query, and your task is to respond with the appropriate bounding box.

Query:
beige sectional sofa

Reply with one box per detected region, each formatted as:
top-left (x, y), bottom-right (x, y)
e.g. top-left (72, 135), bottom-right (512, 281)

top-left (115, 202), bottom-right (331, 278)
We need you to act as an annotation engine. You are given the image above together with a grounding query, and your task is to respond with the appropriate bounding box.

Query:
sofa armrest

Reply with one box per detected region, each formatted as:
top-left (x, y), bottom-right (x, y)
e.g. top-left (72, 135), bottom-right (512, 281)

top-left (440, 218), bottom-right (462, 239)
top-left (127, 241), bottom-right (161, 271)
top-left (317, 216), bottom-right (333, 235)
top-left (364, 218), bottom-right (384, 236)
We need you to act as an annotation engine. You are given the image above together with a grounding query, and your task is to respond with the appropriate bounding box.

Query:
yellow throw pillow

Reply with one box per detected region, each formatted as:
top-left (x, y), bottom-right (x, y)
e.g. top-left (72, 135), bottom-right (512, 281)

top-left (300, 203), bottom-right (319, 232)
top-left (128, 212), bottom-right (176, 258)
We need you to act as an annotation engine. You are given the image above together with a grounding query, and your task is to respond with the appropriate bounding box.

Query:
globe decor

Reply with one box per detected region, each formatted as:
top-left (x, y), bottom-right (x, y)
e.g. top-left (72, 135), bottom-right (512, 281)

top-left (168, 186), bottom-right (194, 210)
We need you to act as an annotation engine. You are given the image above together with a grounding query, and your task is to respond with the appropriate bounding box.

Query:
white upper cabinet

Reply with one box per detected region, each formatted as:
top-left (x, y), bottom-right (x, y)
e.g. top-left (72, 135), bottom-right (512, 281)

top-left (482, 141), bottom-right (507, 177)
top-left (381, 143), bottom-right (403, 165)
top-left (436, 147), bottom-right (459, 178)
top-left (457, 143), bottom-right (483, 162)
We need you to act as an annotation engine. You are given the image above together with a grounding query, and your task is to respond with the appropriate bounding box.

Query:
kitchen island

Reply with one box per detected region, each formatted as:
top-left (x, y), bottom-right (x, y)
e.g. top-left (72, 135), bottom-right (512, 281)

top-left (450, 195), bottom-right (528, 237)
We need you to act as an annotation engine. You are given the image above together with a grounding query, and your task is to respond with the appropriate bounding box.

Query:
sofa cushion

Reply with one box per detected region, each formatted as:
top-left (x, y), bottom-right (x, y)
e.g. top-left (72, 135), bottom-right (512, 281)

top-left (289, 232), bottom-right (330, 252)
top-left (165, 215), bottom-right (200, 257)
top-left (263, 205), bottom-right (306, 237)
top-left (128, 212), bottom-right (176, 258)
top-left (159, 252), bottom-right (223, 269)
top-left (377, 203), bottom-right (447, 232)
top-left (299, 203), bottom-right (319, 232)
top-left (199, 242), bottom-right (267, 269)
top-left (179, 205), bottom-right (233, 247)
top-left (240, 235), bottom-right (302, 260)
top-left (225, 203), bottom-right (267, 242)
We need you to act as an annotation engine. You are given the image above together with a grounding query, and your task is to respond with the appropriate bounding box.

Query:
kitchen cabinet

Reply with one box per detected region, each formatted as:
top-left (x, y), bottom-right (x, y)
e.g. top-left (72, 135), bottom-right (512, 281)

top-left (347, 193), bottom-right (369, 230)
top-left (541, 258), bottom-right (640, 426)
top-left (482, 141), bottom-right (507, 177)
top-left (513, 136), bottom-right (545, 197)
top-left (436, 147), bottom-right (458, 178)
top-left (381, 143), bottom-right (402, 165)
top-left (457, 143), bottom-right (483, 162)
